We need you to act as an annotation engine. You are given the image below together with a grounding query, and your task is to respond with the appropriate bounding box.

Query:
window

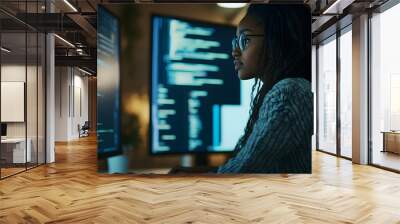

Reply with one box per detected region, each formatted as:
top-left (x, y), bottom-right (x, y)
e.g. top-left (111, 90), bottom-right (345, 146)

top-left (339, 27), bottom-right (352, 158)
top-left (370, 2), bottom-right (400, 171)
top-left (317, 35), bottom-right (337, 154)
top-left (0, 1), bottom-right (47, 179)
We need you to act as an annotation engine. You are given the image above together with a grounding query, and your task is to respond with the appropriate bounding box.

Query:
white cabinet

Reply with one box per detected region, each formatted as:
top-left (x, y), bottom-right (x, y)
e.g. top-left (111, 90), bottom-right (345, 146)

top-left (1, 138), bottom-right (32, 163)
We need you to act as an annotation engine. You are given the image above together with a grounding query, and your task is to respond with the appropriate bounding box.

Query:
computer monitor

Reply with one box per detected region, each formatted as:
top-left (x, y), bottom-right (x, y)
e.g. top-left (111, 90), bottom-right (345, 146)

top-left (150, 15), bottom-right (253, 155)
top-left (97, 6), bottom-right (122, 159)
top-left (1, 123), bottom-right (7, 137)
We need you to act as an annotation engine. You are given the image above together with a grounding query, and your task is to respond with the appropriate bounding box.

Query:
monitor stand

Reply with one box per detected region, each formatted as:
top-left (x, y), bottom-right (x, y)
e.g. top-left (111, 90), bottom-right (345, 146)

top-left (180, 154), bottom-right (209, 167)
top-left (194, 154), bottom-right (208, 167)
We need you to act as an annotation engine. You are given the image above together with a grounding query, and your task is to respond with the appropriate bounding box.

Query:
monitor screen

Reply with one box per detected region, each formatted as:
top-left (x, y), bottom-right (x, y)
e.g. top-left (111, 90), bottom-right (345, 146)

top-left (150, 15), bottom-right (253, 154)
top-left (97, 6), bottom-right (121, 158)
top-left (1, 123), bottom-right (7, 137)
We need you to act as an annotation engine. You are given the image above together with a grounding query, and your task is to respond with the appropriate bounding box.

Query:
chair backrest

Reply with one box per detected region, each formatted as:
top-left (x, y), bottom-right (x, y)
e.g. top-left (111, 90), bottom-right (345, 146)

top-left (82, 121), bottom-right (90, 129)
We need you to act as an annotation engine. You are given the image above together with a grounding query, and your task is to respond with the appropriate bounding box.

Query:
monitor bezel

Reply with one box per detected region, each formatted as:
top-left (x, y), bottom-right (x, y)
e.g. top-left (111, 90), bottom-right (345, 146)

top-left (97, 5), bottom-right (123, 160)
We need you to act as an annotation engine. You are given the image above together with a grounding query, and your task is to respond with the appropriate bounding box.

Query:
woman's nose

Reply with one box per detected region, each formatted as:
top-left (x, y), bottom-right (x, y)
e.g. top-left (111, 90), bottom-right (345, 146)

top-left (232, 47), bottom-right (240, 59)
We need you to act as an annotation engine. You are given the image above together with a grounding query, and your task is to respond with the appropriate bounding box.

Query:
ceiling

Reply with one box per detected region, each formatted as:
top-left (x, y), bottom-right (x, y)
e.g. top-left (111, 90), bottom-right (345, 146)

top-left (0, 0), bottom-right (392, 74)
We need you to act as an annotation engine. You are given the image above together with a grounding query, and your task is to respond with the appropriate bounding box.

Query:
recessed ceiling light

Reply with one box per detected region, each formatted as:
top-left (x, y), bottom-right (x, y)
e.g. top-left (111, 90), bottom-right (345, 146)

top-left (54, 34), bottom-right (75, 48)
top-left (1, 47), bottom-right (11, 53)
top-left (217, 3), bottom-right (247, 9)
top-left (63, 0), bottom-right (78, 12)
top-left (322, 0), bottom-right (351, 15)
top-left (78, 67), bottom-right (93, 76)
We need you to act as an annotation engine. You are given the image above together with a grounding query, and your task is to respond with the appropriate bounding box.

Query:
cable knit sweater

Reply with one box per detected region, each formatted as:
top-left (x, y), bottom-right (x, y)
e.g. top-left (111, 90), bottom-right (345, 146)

top-left (217, 78), bottom-right (313, 173)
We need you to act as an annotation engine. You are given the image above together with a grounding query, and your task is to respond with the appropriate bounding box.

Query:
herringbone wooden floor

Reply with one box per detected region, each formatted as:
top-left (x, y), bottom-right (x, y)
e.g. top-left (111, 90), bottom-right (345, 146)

top-left (1, 136), bottom-right (400, 223)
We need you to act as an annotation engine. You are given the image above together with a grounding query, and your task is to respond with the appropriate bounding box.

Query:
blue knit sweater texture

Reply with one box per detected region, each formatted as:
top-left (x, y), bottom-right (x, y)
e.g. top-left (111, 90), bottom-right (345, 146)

top-left (217, 78), bottom-right (313, 173)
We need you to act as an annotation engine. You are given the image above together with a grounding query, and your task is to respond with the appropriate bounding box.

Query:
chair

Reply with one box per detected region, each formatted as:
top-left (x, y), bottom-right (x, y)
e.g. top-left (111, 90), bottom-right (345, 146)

top-left (78, 121), bottom-right (90, 138)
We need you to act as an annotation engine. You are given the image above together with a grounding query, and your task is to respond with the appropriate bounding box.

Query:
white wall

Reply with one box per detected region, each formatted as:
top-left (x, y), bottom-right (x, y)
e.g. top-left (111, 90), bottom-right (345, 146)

top-left (72, 73), bottom-right (89, 138)
top-left (1, 63), bottom-right (46, 164)
top-left (1, 65), bottom-right (37, 138)
top-left (1, 82), bottom-right (25, 122)
top-left (1, 65), bottom-right (26, 81)
top-left (55, 67), bottom-right (89, 141)
top-left (1, 65), bottom-right (27, 140)
top-left (55, 67), bottom-right (69, 141)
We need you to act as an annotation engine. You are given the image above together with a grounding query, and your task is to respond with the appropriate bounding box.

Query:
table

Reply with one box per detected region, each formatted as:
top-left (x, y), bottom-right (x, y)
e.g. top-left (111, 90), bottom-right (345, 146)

top-left (1, 138), bottom-right (32, 163)
top-left (381, 131), bottom-right (400, 154)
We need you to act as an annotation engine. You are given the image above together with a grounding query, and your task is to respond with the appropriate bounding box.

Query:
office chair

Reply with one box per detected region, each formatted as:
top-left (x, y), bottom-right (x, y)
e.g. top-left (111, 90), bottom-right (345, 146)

top-left (78, 121), bottom-right (90, 138)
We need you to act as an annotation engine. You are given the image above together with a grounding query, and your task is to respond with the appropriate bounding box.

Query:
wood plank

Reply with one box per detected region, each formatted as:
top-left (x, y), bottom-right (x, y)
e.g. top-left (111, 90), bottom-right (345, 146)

top-left (0, 136), bottom-right (400, 223)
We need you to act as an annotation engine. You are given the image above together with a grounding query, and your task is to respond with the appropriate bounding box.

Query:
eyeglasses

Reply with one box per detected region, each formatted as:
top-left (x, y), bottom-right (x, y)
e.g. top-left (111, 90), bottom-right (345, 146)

top-left (232, 33), bottom-right (264, 52)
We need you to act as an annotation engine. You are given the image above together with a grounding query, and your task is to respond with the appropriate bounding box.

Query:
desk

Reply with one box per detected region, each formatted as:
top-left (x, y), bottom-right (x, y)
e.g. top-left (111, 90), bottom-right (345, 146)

top-left (1, 138), bottom-right (31, 163)
top-left (381, 131), bottom-right (400, 154)
top-left (128, 168), bottom-right (170, 174)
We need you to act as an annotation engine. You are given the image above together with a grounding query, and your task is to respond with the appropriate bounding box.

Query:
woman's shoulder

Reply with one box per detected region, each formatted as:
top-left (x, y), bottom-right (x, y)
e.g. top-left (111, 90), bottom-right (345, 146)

top-left (271, 77), bottom-right (311, 96)
top-left (264, 78), bottom-right (311, 103)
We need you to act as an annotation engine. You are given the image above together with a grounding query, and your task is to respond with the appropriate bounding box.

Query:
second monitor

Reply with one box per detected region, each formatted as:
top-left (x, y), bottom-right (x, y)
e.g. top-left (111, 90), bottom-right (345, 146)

top-left (1, 123), bottom-right (7, 139)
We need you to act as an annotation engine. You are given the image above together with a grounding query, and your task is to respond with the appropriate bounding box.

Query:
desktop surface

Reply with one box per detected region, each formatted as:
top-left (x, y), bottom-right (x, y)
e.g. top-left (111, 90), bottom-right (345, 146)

top-left (127, 166), bottom-right (217, 175)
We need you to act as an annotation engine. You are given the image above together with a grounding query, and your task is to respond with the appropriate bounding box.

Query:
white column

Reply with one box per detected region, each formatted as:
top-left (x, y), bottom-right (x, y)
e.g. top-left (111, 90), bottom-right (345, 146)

top-left (46, 33), bottom-right (55, 163)
top-left (352, 14), bottom-right (369, 164)
top-left (312, 45), bottom-right (317, 150)
top-left (46, 1), bottom-right (55, 163)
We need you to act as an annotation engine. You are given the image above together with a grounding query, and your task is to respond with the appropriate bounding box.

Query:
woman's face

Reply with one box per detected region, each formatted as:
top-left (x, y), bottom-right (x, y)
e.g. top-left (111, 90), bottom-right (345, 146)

top-left (232, 15), bottom-right (264, 80)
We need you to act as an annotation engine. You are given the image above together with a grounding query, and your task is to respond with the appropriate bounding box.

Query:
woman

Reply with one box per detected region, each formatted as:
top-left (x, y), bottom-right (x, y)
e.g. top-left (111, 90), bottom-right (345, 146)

top-left (171, 4), bottom-right (313, 174)
top-left (216, 4), bottom-right (313, 173)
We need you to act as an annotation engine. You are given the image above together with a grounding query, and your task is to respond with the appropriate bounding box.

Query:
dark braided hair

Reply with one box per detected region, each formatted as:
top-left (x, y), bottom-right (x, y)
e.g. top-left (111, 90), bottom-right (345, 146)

top-left (232, 4), bottom-right (311, 155)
